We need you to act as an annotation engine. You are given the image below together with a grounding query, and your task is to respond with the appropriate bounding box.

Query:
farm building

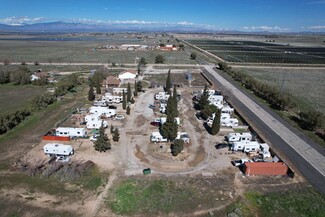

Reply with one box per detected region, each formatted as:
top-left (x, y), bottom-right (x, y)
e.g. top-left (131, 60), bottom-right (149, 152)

top-left (244, 162), bottom-right (288, 176)
top-left (104, 76), bottom-right (120, 88)
top-left (118, 70), bottom-right (137, 82)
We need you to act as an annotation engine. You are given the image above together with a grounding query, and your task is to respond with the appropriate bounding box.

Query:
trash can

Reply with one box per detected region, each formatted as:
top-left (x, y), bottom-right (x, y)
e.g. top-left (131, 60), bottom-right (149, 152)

top-left (143, 168), bottom-right (151, 175)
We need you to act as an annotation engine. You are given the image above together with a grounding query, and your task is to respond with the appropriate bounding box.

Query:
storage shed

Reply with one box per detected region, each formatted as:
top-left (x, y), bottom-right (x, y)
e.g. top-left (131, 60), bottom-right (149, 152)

top-left (244, 162), bottom-right (288, 176)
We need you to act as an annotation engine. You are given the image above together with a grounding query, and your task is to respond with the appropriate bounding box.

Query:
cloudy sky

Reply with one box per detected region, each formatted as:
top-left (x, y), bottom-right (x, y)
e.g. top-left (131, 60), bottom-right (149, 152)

top-left (0, 0), bottom-right (324, 32)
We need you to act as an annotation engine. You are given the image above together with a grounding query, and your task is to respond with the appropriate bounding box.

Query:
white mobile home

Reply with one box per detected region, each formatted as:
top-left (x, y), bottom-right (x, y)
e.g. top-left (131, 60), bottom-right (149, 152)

top-left (43, 143), bottom-right (74, 156)
top-left (55, 127), bottom-right (87, 137)
top-left (86, 120), bottom-right (108, 129)
top-left (113, 88), bottom-right (127, 94)
top-left (231, 141), bottom-right (260, 152)
top-left (93, 100), bottom-right (108, 107)
top-left (225, 132), bottom-right (252, 143)
top-left (89, 106), bottom-right (116, 117)
top-left (84, 114), bottom-right (101, 123)
top-left (150, 132), bottom-right (168, 142)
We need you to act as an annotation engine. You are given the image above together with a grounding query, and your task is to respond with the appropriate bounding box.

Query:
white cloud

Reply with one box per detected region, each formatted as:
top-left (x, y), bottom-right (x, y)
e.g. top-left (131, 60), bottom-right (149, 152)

top-left (307, 25), bottom-right (325, 29)
top-left (0, 16), bottom-right (44, 25)
top-left (305, 1), bottom-right (325, 4)
top-left (242, 25), bottom-right (290, 32)
top-left (177, 21), bottom-right (194, 26)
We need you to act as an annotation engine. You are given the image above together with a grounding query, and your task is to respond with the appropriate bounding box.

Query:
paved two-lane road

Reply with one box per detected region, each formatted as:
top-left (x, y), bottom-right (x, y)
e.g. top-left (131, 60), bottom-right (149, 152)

top-left (203, 65), bottom-right (325, 195)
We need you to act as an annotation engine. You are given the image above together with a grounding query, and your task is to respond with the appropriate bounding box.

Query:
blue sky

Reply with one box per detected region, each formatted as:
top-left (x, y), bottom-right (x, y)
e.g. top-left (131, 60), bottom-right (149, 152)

top-left (0, 0), bottom-right (324, 32)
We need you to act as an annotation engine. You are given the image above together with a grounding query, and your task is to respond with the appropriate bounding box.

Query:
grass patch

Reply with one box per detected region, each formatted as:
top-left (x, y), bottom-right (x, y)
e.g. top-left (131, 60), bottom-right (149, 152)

top-left (76, 166), bottom-right (105, 191)
top-left (244, 187), bottom-right (325, 217)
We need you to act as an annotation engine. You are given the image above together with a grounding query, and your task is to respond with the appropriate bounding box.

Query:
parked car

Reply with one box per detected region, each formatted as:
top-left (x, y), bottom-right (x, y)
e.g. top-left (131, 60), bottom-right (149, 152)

top-left (215, 143), bottom-right (229, 149)
top-left (195, 112), bottom-right (203, 120)
top-left (149, 104), bottom-right (156, 109)
top-left (108, 105), bottom-right (117, 109)
top-left (231, 158), bottom-right (251, 167)
top-left (150, 121), bottom-right (161, 127)
top-left (90, 134), bottom-right (100, 141)
top-left (56, 156), bottom-right (70, 162)
top-left (114, 115), bottom-right (125, 120)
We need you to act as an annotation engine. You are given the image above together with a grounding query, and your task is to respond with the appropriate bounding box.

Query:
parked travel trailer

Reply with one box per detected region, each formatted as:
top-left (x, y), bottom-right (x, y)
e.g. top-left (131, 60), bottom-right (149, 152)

top-left (150, 132), bottom-right (168, 142)
top-left (89, 106), bottom-right (116, 117)
top-left (221, 118), bottom-right (239, 127)
top-left (155, 92), bottom-right (170, 100)
top-left (86, 120), bottom-right (108, 129)
top-left (225, 132), bottom-right (253, 143)
top-left (201, 89), bottom-right (216, 96)
top-left (231, 141), bottom-right (260, 152)
top-left (221, 105), bottom-right (234, 114)
top-left (159, 117), bottom-right (181, 125)
top-left (84, 114), bottom-right (101, 123)
top-left (260, 143), bottom-right (271, 158)
top-left (43, 143), bottom-right (74, 156)
top-left (93, 100), bottom-right (107, 107)
top-left (102, 95), bottom-right (122, 103)
top-left (177, 132), bottom-right (190, 143)
top-left (113, 88), bottom-right (127, 94)
top-left (55, 127), bottom-right (87, 137)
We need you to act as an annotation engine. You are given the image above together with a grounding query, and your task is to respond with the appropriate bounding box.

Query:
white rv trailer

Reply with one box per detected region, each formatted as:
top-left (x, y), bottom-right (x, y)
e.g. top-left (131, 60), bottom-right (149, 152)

top-left (177, 132), bottom-right (190, 143)
top-left (231, 141), bottom-right (260, 152)
top-left (84, 114), bottom-right (101, 122)
top-left (155, 92), bottom-right (170, 100)
top-left (55, 127), bottom-right (87, 137)
top-left (113, 88), bottom-right (127, 94)
top-left (221, 118), bottom-right (239, 127)
top-left (86, 120), bottom-right (108, 129)
top-left (93, 100), bottom-right (107, 107)
top-left (150, 132), bottom-right (168, 142)
top-left (225, 132), bottom-right (253, 143)
top-left (102, 95), bottom-right (122, 104)
top-left (159, 117), bottom-right (181, 125)
top-left (89, 106), bottom-right (116, 117)
top-left (221, 105), bottom-right (234, 114)
top-left (43, 143), bottom-right (74, 156)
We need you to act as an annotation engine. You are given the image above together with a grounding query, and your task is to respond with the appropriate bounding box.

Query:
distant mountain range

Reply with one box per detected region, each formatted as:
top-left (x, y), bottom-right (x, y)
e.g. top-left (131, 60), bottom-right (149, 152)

top-left (0, 22), bottom-right (323, 34)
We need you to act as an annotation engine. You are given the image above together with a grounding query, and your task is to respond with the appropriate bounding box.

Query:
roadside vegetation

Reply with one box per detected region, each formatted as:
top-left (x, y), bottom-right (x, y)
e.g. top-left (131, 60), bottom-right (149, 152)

top-left (218, 62), bottom-right (325, 146)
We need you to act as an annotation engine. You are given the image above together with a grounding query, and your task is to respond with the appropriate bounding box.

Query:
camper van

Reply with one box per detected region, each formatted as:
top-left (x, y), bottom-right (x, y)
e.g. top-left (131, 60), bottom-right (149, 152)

top-left (231, 141), bottom-right (260, 152)
top-left (150, 132), bottom-right (168, 142)
top-left (86, 120), bottom-right (108, 129)
top-left (43, 143), bottom-right (74, 156)
top-left (89, 106), bottom-right (116, 117)
top-left (55, 127), bottom-right (86, 138)
top-left (225, 132), bottom-right (252, 143)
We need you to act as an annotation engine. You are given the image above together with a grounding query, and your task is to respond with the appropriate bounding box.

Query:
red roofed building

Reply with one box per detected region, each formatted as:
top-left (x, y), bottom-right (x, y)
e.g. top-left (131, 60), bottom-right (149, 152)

top-left (104, 76), bottom-right (120, 88)
top-left (244, 162), bottom-right (288, 176)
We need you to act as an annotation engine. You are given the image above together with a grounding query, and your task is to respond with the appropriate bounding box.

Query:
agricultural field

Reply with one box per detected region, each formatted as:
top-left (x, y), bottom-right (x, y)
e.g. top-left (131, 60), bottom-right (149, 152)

top-left (186, 39), bottom-right (325, 64)
top-left (239, 68), bottom-right (325, 114)
top-left (0, 84), bottom-right (43, 113)
top-left (0, 34), bottom-right (195, 64)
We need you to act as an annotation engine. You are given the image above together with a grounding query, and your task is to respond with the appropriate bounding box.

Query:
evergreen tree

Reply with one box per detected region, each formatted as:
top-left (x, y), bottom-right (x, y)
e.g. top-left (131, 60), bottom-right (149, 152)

top-left (134, 80), bottom-right (138, 97)
top-left (171, 139), bottom-right (184, 156)
top-left (136, 81), bottom-right (143, 92)
top-left (93, 125), bottom-right (111, 152)
top-left (96, 80), bottom-right (101, 94)
top-left (127, 82), bottom-right (131, 102)
top-left (211, 109), bottom-right (221, 135)
top-left (88, 86), bottom-right (95, 101)
top-left (173, 85), bottom-right (178, 116)
top-left (122, 90), bottom-right (126, 109)
top-left (198, 84), bottom-right (209, 110)
top-left (110, 124), bottom-right (114, 134)
top-left (160, 121), bottom-right (178, 142)
top-left (112, 128), bottom-right (120, 142)
top-left (165, 69), bottom-right (171, 94)
top-left (126, 105), bottom-right (131, 115)
top-left (166, 95), bottom-right (176, 122)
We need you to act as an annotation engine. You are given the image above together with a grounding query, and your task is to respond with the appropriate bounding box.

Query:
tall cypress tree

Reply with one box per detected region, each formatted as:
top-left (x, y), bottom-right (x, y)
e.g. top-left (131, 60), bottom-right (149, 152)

top-left (96, 80), bottom-right (101, 94)
top-left (173, 85), bottom-right (178, 116)
top-left (122, 90), bottom-right (126, 109)
top-left (198, 84), bottom-right (209, 110)
top-left (211, 109), bottom-right (221, 135)
top-left (88, 85), bottom-right (95, 101)
top-left (165, 69), bottom-right (171, 94)
top-left (134, 80), bottom-right (138, 97)
top-left (127, 82), bottom-right (131, 102)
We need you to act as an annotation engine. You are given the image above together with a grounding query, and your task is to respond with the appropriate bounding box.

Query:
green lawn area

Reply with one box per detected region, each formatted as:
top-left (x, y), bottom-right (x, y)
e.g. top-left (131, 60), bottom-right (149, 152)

top-left (238, 187), bottom-right (325, 217)
top-left (0, 84), bottom-right (43, 113)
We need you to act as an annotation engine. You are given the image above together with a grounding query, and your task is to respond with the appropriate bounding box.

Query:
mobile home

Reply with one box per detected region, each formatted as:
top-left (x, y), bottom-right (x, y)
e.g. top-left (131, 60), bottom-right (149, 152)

top-left (55, 127), bottom-right (87, 137)
top-left (89, 106), bottom-right (116, 117)
top-left (43, 143), bottom-right (74, 156)
top-left (231, 141), bottom-right (260, 152)
top-left (225, 132), bottom-right (252, 143)
top-left (86, 120), bottom-right (108, 129)
top-left (150, 132), bottom-right (168, 142)
top-left (93, 100), bottom-right (108, 107)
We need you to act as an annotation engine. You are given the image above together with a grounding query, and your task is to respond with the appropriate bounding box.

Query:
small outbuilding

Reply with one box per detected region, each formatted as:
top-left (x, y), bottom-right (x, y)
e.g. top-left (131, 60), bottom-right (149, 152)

top-left (244, 162), bottom-right (288, 176)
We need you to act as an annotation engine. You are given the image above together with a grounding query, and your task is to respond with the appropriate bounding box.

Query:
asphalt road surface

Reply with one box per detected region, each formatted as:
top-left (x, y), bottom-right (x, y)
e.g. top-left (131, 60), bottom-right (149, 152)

top-left (203, 65), bottom-right (325, 195)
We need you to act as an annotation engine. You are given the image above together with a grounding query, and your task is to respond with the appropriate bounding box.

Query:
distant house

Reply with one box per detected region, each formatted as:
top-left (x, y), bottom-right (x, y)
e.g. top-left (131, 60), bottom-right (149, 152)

top-left (104, 76), bottom-right (120, 88)
top-left (30, 71), bottom-right (48, 81)
top-left (118, 70), bottom-right (137, 82)
top-left (159, 44), bottom-right (178, 51)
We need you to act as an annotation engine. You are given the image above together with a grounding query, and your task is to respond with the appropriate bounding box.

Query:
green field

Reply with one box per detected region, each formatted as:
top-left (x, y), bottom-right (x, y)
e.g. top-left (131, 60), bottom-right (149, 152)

top-left (239, 68), bottom-right (325, 114)
top-left (0, 84), bottom-right (43, 113)
top-left (0, 36), bottom-right (195, 64)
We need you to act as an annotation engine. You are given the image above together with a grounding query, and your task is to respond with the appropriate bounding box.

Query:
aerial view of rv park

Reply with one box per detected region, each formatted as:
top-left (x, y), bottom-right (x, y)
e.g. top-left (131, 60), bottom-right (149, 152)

top-left (0, 1), bottom-right (324, 217)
